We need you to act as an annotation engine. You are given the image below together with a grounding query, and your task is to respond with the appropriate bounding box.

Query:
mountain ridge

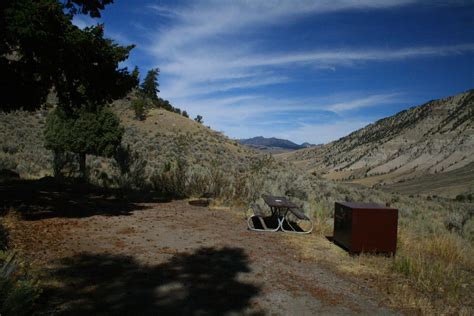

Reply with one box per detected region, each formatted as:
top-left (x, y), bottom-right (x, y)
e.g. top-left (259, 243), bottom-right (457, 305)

top-left (277, 89), bottom-right (474, 197)
top-left (238, 136), bottom-right (316, 152)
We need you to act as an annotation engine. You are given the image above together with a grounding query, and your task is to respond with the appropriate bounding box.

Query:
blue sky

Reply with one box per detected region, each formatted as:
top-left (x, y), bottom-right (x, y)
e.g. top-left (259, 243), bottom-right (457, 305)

top-left (74, 0), bottom-right (474, 144)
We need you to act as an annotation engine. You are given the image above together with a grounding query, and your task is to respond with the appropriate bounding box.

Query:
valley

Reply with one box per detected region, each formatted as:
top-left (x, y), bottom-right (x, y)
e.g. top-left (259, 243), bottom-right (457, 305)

top-left (277, 90), bottom-right (474, 198)
top-left (1, 1), bottom-right (473, 315)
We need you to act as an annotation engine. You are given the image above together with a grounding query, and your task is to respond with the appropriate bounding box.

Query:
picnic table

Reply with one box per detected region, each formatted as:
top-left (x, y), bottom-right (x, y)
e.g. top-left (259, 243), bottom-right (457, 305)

top-left (247, 194), bottom-right (313, 234)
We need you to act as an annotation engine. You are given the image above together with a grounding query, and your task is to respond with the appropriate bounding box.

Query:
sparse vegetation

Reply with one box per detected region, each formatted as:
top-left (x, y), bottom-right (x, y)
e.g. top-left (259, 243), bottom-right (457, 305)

top-left (0, 217), bottom-right (42, 315)
top-left (1, 97), bottom-right (473, 314)
top-left (132, 98), bottom-right (147, 121)
top-left (0, 262), bottom-right (42, 316)
top-left (0, 4), bottom-right (472, 311)
top-left (194, 115), bottom-right (204, 124)
top-left (279, 90), bottom-right (474, 199)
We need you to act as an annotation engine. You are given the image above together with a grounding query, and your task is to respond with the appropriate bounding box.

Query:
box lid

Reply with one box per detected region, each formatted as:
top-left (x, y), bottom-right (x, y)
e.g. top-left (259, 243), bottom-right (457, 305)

top-left (336, 201), bottom-right (397, 211)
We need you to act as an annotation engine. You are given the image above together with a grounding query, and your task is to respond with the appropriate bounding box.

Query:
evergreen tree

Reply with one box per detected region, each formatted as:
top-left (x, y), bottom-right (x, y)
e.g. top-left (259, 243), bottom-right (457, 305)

top-left (0, 0), bottom-right (138, 180)
top-left (132, 98), bottom-right (147, 121)
top-left (0, 0), bottom-right (137, 111)
top-left (194, 115), bottom-right (203, 124)
top-left (182, 111), bottom-right (189, 118)
top-left (45, 107), bottom-right (124, 180)
top-left (131, 66), bottom-right (140, 87)
top-left (140, 68), bottom-right (160, 100)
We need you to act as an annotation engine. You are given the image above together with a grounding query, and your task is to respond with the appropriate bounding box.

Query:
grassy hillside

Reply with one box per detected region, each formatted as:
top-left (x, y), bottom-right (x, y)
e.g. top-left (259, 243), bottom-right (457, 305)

top-left (278, 89), bottom-right (474, 198)
top-left (381, 162), bottom-right (474, 197)
top-left (1, 94), bottom-right (474, 314)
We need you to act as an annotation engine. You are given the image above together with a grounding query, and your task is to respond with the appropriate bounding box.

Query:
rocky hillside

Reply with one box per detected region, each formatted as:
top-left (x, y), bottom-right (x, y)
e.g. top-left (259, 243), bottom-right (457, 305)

top-left (278, 89), bottom-right (474, 197)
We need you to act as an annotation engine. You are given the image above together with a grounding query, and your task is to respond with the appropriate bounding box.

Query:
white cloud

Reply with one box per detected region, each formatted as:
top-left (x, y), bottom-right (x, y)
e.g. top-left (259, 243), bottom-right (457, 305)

top-left (146, 0), bottom-right (474, 103)
top-left (150, 0), bottom-right (418, 54)
top-left (174, 92), bottom-right (399, 144)
top-left (146, 0), bottom-right (433, 101)
top-left (275, 119), bottom-right (372, 144)
top-left (139, 0), bottom-right (474, 143)
top-left (327, 93), bottom-right (402, 113)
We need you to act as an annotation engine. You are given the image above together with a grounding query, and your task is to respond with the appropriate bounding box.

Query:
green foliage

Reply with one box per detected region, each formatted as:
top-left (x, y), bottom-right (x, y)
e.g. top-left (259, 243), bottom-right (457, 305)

top-left (113, 145), bottom-right (147, 190)
top-left (45, 107), bottom-right (123, 157)
top-left (63, 0), bottom-right (113, 18)
top-left (140, 68), bottom-right (160, 101)
top-left (131, 66), bottom-right (140, 87)
top-left (132, 98), bottom-right (147, 121)
top-left (0, 255), bottom-right (42, 316)
top-left (151, 159), bottom-right (188, 198)
top-left (194, 115), bottom-right (203, 124)
top-left (1, 0), bottom-right (137, 111)
top-left (392, 255), bottom-right (413, 277)
top-left (155, 98), bottom-right (173, 111)
top-left (182, 111), bottom-right (189, 118)
top-left (44, 107), bottom-right (124, 178)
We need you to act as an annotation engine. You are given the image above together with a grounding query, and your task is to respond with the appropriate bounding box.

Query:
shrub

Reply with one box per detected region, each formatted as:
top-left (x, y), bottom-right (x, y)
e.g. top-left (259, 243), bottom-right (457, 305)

top-left (0, 256), bottom-right (42, 316)
top-left (194, 115), bottom-right (203, 124)
top-left (113, 145), bottom-right (148, 190)
top-left (151, 159), bottom-right (188, 198)
top-left (132, 98), bottom-right (147, 120)
top-left (0, 226), bottom-right (42, 316)
top-left (444, 210), bottom-right (474, 235)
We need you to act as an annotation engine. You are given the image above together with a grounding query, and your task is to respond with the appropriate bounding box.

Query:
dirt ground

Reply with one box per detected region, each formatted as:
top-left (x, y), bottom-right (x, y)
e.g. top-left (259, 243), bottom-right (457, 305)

top-left (4, 194), bottom-right (401, 315)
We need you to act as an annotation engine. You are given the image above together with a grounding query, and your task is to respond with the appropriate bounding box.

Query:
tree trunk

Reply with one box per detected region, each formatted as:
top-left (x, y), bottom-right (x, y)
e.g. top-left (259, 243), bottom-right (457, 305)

top-left (52, 150), bottom-right (63, 180)
top-left (78, 153), bottom-right (87, 181)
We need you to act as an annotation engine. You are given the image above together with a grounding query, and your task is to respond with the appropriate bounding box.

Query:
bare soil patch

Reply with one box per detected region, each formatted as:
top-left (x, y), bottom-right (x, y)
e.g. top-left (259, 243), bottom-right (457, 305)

top-left (5, 198), bottom-right (400, 315)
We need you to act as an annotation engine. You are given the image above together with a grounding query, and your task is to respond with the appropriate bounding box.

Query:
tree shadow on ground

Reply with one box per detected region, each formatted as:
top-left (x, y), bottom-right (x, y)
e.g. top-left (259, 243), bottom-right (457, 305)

top-left (45, 247), bottom-right (263, 315)
top-left (0, 178), bottom-right (169, 220)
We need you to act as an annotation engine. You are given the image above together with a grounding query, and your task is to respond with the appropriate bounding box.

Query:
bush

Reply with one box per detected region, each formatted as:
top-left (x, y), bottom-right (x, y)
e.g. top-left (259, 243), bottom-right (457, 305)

top-left (0, 259), bottom-right (42, 316)
top-left (113, 146), bottom-right (147, 190)
top-left (132, 98), bottom-right (147, 121)
top-left (444, 210), bottom-right (474, 235)
top-left (194, 115), bottom-right (203, 124)
top-left (151, 159), bottom-right (188, 198)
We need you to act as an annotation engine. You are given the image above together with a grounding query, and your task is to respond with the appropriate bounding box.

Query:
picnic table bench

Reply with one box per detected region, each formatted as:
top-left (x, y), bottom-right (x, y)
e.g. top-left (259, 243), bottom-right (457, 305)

top-left (247, 195), bottom-right (313, 234)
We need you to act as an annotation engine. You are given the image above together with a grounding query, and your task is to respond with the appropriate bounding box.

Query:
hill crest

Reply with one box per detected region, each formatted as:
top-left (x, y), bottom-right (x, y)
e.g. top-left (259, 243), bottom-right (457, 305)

top-left (278, 89), bottom-right (474, 197)
top-left (238, 136), bottom-right (316, 153)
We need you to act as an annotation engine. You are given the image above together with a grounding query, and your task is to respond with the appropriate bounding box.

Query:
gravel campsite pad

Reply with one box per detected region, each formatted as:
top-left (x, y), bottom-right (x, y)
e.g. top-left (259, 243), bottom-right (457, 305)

top-left (6, 200), bottom-right (399, 315)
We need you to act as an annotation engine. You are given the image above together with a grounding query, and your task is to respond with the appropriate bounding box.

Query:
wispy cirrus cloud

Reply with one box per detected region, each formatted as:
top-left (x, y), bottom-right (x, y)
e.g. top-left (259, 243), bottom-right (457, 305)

top-left (146, 0), bottom-right (429, 100)
top-left (174, 92), bottom-right (401, 141)
top-left (136, 0), bottom-right (474, 143)
top-left (274, 119), bottom-right (372, 144)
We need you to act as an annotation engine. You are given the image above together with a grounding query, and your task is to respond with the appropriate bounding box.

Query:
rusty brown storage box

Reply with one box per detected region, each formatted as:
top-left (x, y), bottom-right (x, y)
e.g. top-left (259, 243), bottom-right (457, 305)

top-left (333, 202), bottom-right (398, 254)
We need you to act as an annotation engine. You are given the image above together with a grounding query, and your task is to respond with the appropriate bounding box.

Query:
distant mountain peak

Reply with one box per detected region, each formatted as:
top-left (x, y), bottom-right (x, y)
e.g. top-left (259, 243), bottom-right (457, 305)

top-left (238, 136), bottom-right (316, 152)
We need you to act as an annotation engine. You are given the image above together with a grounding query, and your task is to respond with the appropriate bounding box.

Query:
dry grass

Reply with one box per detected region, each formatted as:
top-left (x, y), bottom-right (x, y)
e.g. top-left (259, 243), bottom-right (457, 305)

top-left (1, 95), bottom-right (473, 314)
top-left (277, 90), bottom-right (474, 199)
top-left (282, 220), bottom-right (474, 315)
